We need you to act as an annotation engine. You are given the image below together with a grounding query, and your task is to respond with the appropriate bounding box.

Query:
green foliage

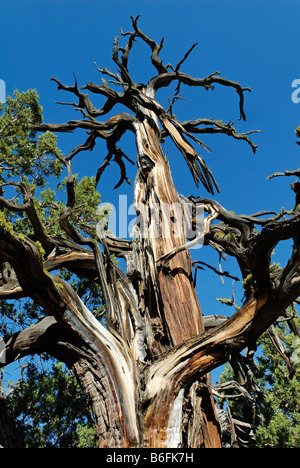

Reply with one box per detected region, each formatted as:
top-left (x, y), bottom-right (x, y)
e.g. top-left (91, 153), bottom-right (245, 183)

top-left (0, 90), bottom-right (103, 241)
top-left (242, 273), bottom-right (253, 288)
top-left (254, 315), bottom-right (300, 448)
top-left (11, 175), bottom-right (103, 239)
top-left (35, 240), bottom-right (46, 261)
top-left (0, 89), bottom-right (63, 186)
top-left (0, 210), bottom-right (15, 237)
top-left (76, 424), bottom-right (99, 448)
top-left (6, 361), bottom-right (97, 448)
top-left (218, 310), bottom-right (300, 448)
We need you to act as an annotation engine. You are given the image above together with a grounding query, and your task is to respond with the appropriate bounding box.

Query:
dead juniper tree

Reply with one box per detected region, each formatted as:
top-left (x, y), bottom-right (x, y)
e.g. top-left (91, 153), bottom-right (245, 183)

top-left (1, 17), bottom-right (300, 448)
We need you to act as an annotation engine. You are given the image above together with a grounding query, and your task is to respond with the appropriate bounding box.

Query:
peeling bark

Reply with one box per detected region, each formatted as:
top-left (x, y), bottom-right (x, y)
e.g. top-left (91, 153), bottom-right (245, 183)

top-left (0, 397), bottom-right (24, 448)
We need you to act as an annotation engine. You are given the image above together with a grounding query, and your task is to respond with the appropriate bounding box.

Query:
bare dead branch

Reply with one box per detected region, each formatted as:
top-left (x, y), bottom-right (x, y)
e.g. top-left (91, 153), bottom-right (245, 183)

top-left (193, 261), bottom-right (240, 282)
top-left (161, 116), bottom-right (219, 193)
top-left (94, 62), bottom-right (122, 84)
top-left (179, 118), bottom-right (260, 153)
top-left (175, 42), bottom-right (198, 72)
top-left (267, 168), bottom-right (300, 180)
top-left (112, 35), bottom-right (134, 86)
top-left (33, 112), bottom-right (137, 168)
top-left (0, 317), bottom-right (81, 368)
top-left (145, 287), bottom-right (300, 408)
top-left (65, 131), bottom-right (97, 161)
top-left (149, 71), bottom-right (251, 121)
top-left (50, 75), bottom-right (116, 119)
top-left (124, 15), bottom-right (168, 75)
top-left (268, 325), bottom-right (296, 378)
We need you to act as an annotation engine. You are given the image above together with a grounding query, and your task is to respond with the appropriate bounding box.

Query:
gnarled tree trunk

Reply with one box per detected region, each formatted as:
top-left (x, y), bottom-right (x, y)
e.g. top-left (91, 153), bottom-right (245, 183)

top-left (1, 17), bottom-right (300, 448)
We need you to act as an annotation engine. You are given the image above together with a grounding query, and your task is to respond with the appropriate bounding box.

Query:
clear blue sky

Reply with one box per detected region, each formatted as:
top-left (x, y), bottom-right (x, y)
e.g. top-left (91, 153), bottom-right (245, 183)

top-left (1, 1), bottom-right (300, 320)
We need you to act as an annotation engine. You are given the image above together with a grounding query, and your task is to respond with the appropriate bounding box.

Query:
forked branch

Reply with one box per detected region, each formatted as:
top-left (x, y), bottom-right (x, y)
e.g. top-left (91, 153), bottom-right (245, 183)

top-left (31, 16), bottom-right (257, 196)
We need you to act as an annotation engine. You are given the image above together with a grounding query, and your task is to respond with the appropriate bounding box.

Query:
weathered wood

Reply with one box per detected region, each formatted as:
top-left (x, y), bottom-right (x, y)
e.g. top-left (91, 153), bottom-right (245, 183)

top-left (132, 114), bottom-right (221, 447)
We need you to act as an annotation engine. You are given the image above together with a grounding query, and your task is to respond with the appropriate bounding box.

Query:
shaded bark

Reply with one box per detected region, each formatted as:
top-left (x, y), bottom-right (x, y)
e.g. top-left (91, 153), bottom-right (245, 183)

top-left (0, 398), bottom-right (24, 448)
